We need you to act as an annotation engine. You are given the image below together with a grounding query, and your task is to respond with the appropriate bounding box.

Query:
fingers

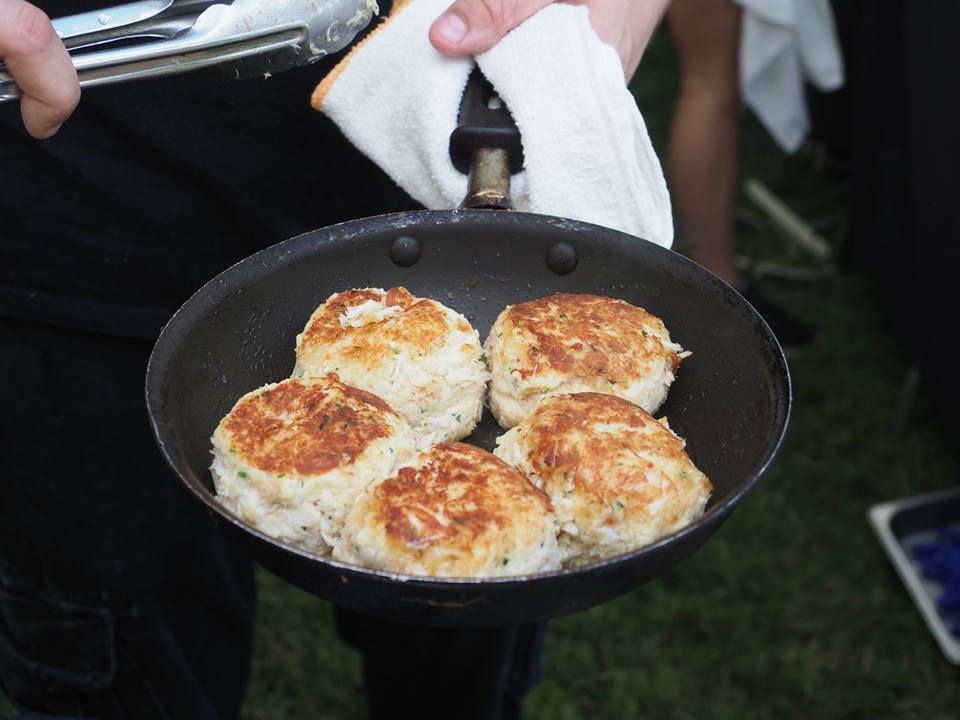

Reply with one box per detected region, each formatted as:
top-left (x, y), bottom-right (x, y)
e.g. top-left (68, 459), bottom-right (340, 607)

top-left (0, 0), bottom-right (80, 138)
top-left (429, 0), bottom-right (555, 56)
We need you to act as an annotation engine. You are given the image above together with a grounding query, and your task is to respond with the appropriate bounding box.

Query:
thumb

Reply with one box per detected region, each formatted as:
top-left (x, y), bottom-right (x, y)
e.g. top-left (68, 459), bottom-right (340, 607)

top-left (429, 0), bottom-right (555, 56)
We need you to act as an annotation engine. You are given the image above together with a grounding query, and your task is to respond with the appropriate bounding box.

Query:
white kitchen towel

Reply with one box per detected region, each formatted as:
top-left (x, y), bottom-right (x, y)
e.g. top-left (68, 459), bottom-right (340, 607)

top-left (312, 0), bottom-right (673, 248)
top-left (735, 0), bottom-right (845, 152)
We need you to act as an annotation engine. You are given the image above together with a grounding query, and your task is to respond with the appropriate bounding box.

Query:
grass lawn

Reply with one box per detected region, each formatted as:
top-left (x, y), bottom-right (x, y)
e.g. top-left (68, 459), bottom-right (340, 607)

top-left (4, 26), bottom-right (959, 720)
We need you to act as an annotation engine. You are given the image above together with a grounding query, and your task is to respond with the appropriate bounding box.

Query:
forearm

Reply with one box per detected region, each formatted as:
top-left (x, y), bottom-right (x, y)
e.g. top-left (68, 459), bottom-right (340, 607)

top-left (588, 0), bottom-right (671, 80)
top-left (633, 0), bottom-right (673, 68)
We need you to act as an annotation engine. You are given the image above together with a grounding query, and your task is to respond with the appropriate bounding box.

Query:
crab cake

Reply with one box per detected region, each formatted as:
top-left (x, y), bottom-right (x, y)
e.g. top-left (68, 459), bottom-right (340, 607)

top-left (293, 287), bottom-right (488, 448)
top-left (484, 293), bottom-right (688, 429)
top-left (334, 442), bottom-right (563, 577)
top-left (494, 393), bottom-right (711, 567)
top-left (210, 376), bottom-right (416, 555)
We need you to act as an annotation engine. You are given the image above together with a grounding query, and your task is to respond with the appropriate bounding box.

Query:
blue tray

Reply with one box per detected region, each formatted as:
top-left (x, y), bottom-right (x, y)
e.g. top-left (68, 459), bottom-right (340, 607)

top-left (868, 486), bottom-right (960, 664)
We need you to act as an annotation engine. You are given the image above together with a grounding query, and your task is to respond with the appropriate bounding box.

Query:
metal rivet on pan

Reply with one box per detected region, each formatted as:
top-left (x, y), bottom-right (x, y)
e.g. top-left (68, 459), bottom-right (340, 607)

top-left (389, 235), bottom-right (421, 267)
top-left (545, 242), bottom-right (578, 275)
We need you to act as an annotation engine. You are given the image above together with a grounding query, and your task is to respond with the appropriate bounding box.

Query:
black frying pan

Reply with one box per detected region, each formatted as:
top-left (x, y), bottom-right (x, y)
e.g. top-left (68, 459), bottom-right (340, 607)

top-left (145, 73), bottom-right (791, 626)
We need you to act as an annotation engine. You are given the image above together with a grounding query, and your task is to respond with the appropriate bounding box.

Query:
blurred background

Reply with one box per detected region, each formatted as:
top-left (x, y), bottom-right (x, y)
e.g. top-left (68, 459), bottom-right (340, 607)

top-left (3, 0), bottom-right (959, 718)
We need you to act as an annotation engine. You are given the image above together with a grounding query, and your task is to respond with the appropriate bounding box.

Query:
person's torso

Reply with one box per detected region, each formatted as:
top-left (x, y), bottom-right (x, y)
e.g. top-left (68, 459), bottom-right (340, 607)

top-left (0, 0), bottom-right (413, 337)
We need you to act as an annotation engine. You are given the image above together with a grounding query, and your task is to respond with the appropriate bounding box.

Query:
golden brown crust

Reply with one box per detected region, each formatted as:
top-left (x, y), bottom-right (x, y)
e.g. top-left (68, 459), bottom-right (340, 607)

top-left (499, 293), bottom-right (681, 384)
top-left (296, 287), bottom-right (459, 370)
top-left (514, 393), bottom-right (711, 531)
top-left (384, 286), bottom-right (414, 308)
top-left (369, 443), bottom-right (551, 553)
top-left (294, 287), bottom-right (487, 446)
top-left (220, 376), bottom-right (399, 476)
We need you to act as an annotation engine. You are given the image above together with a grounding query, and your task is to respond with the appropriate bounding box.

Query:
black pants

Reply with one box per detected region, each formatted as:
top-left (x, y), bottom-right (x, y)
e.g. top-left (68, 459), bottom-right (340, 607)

top-left (0, 317), bottom-right (547, 719)
top-left (0, 317), bottom-right (257, 718)
top-left (336, 609), bottom-right (548, 720)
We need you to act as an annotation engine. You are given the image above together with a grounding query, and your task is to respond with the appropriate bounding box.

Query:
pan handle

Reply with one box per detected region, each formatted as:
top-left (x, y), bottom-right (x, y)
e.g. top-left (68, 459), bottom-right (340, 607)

top-left (449, 68), bottom-right (523, 210)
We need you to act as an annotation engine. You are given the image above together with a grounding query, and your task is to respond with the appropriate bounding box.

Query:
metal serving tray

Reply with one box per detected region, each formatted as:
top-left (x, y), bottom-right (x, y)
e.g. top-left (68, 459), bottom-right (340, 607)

top-left (868, 486), bottom-right (960, 664)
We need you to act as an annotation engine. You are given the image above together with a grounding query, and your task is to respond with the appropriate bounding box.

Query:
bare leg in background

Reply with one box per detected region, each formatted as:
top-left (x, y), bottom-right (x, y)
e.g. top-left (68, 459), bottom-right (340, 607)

top-left (666, 0), bottom-right (742, 287)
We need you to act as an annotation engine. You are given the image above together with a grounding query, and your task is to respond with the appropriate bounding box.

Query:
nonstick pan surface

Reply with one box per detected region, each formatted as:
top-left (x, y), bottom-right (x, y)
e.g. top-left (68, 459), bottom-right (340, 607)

top-left (146, 208), bottom-right (790, 626)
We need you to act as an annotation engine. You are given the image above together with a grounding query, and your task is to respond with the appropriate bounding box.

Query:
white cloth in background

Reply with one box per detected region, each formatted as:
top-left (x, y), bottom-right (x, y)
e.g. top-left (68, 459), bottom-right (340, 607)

top-left (735, 0), bottom-right (845, 152)
top-left (312, 0), bottom-right (673, 247)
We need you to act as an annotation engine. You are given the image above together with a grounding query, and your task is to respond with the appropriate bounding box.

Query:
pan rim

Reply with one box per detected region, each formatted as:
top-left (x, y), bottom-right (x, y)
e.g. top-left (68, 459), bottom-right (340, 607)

top-left (146, 208), bottom-right (792, 587)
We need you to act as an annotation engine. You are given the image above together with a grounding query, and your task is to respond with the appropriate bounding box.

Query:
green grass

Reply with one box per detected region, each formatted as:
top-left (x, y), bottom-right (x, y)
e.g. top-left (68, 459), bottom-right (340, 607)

top-left (243, 578), bottom-right (365, 720)
top-left (5, 27), bottom-right (959, 720)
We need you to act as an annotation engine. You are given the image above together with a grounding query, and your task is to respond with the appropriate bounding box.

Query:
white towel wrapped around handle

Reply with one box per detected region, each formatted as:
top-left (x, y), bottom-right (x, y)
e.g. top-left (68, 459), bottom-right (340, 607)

top-left (312, 0), bottom-right (673, 248)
